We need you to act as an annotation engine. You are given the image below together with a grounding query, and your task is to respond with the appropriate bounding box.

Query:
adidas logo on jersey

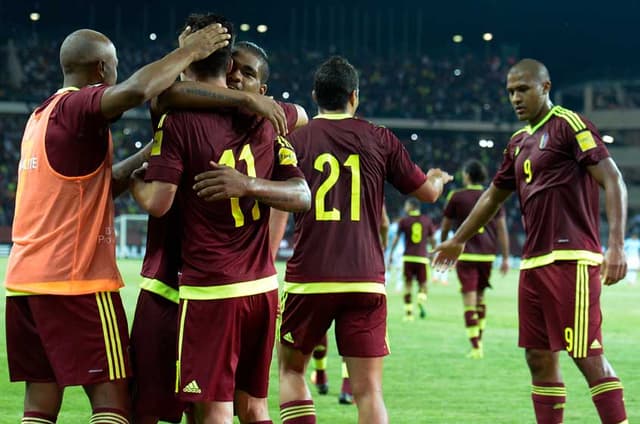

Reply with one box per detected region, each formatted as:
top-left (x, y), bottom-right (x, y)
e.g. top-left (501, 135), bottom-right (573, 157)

top-left (183, 380), bottom-right (202, 394)
top-left (283, 332), bottom-right (294, 343)
top-left (590, 339), bottom-right (602, 350)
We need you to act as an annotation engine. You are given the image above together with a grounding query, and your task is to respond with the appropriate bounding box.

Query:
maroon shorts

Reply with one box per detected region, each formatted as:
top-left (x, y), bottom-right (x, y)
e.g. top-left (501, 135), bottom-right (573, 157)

top-left (403, 261), bottom-right (430, 284)
top-left (518, 262), bottom-right (603, 358)
top-left (456, 261), bottom-right (492, 293)
top-left (280, 292), bottom-right (389, 358)
top-left (130, 290), bottom-right (185, 423)
top-left (176, 290), bottom-right (278, 402)
top-left (6, 292), bottom-right (131, 387)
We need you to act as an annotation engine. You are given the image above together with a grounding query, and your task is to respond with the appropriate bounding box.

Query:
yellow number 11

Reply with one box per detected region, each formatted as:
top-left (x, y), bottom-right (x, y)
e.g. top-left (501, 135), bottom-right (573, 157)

top-left (218, 144), bottom-right (260, 227)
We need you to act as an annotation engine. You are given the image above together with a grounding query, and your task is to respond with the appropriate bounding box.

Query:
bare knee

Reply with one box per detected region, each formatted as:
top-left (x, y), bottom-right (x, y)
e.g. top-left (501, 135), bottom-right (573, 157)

top-left (573, 355), bottom-right (616, 384)
top-left (525, 349), bottom-right (561, 381)
top-left (84, 380), bottom-right (130, 412)
top-left (24, 382), bottom-right (63, 415)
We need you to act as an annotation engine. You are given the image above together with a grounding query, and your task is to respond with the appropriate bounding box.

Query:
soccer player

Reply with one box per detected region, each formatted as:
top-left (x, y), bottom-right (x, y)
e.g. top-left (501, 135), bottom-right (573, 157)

top-left (434, 58), bottom-right (628, 424)
top-left (3, 26), bottom-right (227, 424)
top-left (388, 198), bottom-right (436, 320)
top-left (130, 38), bottom-right (307, 424)
top-left (440, 159), bottom-right (510, 359)
top-left (277, 56), bottom-right (452, 424)
top-left (130, 13), bottom-right (311, 424)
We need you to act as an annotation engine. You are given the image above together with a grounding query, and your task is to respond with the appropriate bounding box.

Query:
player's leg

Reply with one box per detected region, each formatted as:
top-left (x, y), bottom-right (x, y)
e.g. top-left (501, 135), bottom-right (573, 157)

top-left (6, 296), bottom-right (63, 423)
top-left (519, 268), bottom-right (566, 424)
top-left (310, 334), bottom-right (329, 395)
top-left (343, 357), bottom-right (387, 424)
top-left (338, 359), bottom-right (353, 405)
top-left (335, 293), bottom-right (389, 424)
top-left (416, 263), bottom-right (429, 319)
top-left (456, 263), bottom-right (481, 358)
top-left (192, 402), bottom-right (234, 424)
top-left (476, 262), bottom-right (493, 343)
top-left (402, 262), bottom-right (414, 321)
top-left (279, 293), bottom-right (334, 424)
top-left (569, 264), bottom-right (627, 424)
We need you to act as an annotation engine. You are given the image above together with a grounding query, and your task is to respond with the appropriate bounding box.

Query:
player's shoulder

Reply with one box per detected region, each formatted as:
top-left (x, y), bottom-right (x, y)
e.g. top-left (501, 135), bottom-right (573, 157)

top-left (550, 105), bottom-right (595, 133)
top-left (509, 126), bottom-right (528, 141)
top-left (445, 188), bottom-right (464, 203)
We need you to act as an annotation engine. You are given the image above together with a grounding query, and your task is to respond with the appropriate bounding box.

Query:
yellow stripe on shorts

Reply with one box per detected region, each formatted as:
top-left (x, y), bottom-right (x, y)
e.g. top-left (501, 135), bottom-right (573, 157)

top-left (96, 293), bottom-right (115, 380)
top-left (573, 264), bottom-right (590, 358)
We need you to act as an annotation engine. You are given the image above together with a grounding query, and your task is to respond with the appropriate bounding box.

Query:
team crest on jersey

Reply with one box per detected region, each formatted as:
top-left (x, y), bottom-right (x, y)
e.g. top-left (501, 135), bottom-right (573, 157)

top-left (539, 133), bottom-right (549, 149)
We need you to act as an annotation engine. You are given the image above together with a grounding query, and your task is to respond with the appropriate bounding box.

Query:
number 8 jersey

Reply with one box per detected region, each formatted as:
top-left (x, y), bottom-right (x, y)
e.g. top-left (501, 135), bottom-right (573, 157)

top-left (285, 114), bottom-right (427, 292)
top-left (493, 105), bottom-right (610, 269)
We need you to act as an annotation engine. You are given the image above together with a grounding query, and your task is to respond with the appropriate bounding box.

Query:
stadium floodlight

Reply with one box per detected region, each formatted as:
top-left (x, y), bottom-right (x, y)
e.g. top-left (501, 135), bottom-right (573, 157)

top-left (240, 23), bottom-right (251, 32)
top-left (257, 24), bottom-right (268, 33)
top-left (134, 141), bottom-right (143, 149)
top-left (452, 34), bottom-right (463, 43)
top-left (483, 32), bottom-right (493, 42)
top-left (487, 140), bottom-right (495, 148)
top-left (453, 68), bottom-right (462, 77)
top-left (479, 139), bottom-right (487, 148)
top-left (149, 33), bottom-right (157, 41)
top-left (282, 91), bottom-right (290, 99)
top-left (602, 134), bottom-right (614, 143)
top-left (410, 133), bottom-right (419, 141)
top-left (29, 12), bottom-right (40, 22)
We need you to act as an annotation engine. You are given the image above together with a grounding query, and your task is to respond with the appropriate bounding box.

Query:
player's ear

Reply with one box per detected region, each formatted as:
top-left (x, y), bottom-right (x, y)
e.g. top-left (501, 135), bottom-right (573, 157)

top-left (350, 89), bottom-right (359, 109)
top-left (226, 58), bottom-right (234, 74)
top-left (96, 61), bottom-right (107, 82)
top-left (259, 83), bottom-right (268, 96)
top-left (542, 80), bottom-right (551, 95)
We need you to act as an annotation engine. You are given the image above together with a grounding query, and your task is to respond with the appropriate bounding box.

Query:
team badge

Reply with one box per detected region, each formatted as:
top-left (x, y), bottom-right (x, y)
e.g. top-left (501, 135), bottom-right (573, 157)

top-left (539, 132), bottom-right (549, 149)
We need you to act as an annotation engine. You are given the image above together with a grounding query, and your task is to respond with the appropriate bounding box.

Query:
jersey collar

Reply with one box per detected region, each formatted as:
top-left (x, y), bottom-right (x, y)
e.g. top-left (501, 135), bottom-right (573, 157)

top-left (55, 86), bottom-right (80, 94)
top-left (408, 210), bottom-right (420, 216)
top-left (314, 113), bottom-right (353, 120)
top-left (524, 105), bottom-right (558, 135)
top-left (465, 184), bottom-right (484, 190)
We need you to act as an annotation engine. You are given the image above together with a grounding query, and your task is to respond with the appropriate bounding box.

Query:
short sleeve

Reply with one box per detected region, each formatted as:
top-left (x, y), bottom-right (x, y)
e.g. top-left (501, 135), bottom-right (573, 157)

top-left (492, 144), bottom-right (517, 191)
top-left (562, 117), bottom-right (610, 166)
top-left (271, 135), bottom-right (305, 181)
top-left (383, 129), bottom-right (427, 194)
top-left (57, 85), bottom-right (110, 128)
top-left (145, 114), bottom-right (185, 185)
top-left (279, 101), bottom-right (299, 132)
top-left (443, 192), bottom-right (456, 219)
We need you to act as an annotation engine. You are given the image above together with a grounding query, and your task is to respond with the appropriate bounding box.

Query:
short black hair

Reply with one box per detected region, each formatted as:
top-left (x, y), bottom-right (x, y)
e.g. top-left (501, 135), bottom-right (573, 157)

top-left (184, 13), bottom-right (235, 78)
top-left (313, 56), bottom-right (358, 110)
top-left (462, 159), bottom-right (488, 184)
top-left (234, 41), bottom-right (270, 83)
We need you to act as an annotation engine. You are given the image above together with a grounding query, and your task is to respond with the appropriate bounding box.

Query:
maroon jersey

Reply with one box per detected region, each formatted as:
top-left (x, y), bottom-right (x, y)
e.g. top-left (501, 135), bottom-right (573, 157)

top-left (285, 115), bottom-right (427, 290)
top-left (145, 108), bottom-right (303, 292)
top-left (493, 106), bottom-right (609, 267)
top-left (444, 185), bottom-right (505, 261)
top-left (398, 212), bottom-right (434, 262)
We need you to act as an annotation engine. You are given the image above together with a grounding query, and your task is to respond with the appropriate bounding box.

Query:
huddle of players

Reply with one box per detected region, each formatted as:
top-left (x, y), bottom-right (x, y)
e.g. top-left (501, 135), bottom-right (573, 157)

top-left (126, 12), bottom-right (453, 424)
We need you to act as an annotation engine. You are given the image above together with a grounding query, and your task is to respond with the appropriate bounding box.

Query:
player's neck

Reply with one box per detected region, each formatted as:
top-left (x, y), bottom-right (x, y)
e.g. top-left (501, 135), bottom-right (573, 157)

top-left (318, 106), bottom-right (355, 117)
top-left (197, 75), bottom-right (227, 88)
top-left (62, 74), bottom-right (99, 90)
top-left (528, 100), bottom-right (553, 127)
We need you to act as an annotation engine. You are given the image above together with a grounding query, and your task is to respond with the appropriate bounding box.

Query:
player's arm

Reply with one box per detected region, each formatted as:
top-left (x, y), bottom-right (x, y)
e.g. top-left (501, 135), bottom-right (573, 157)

top-left (100, 24), bottom-right (230, 120)
top-left (293, 104), bottom-right (309, 129)
top-left (388, 232), bottom-right (400, 267)
top-left (587, 157), bottom-right (628, 285)
top-left (129, 167), bottom-right (178, 217)
top-left (496, 214), bottom-right (510, 275)
top-left (411, 168), bottom-right (454, 202)
top-left (433, 184), bottom-right (511, 267)
top-left (269, 209), bottom-right (289, 261)
top-left (440, 217), bottom-right (453, 244)
top-left (192, 162), bottom-right (310, 212)
top-left (111, 141), bottom-right (152, 197)
top-left (380, 204), bottom-right (390, 250)
top-left (153, 82), bottom-right (289, 135)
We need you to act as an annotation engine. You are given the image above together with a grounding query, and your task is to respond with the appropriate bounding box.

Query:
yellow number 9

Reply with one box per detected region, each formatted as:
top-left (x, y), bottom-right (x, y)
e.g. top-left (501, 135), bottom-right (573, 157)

top-left (523, 158), bottom-right (533, 183)
top-left (564, 327), bottom-right (574, 353)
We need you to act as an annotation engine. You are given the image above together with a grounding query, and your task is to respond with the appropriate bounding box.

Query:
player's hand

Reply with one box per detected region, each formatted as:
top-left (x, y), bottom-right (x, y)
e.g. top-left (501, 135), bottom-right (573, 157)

top-left (427, 168), bottom-right (454, 184)
top-left (601, 246), bottom-right (627, 285)
top-left (245, 93), bottom-right (288, 135)
top-left (181, 23), bottom-right (231, 62)
top-left (500, 257), bottom-right (509, 276)
top-left (193, 161), bottom-right (252, 201)
top-left (432, 239), bottom-right (465, 271)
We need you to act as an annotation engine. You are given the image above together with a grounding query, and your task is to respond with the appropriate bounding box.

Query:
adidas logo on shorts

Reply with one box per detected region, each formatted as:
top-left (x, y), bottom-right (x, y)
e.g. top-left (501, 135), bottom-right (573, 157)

top-left (183, 380), bottom-right (202, 394)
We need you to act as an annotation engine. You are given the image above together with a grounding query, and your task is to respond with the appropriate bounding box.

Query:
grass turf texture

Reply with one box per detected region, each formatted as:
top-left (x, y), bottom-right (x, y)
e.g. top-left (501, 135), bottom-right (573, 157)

top-left (0, 258), bottom-right (638, 423)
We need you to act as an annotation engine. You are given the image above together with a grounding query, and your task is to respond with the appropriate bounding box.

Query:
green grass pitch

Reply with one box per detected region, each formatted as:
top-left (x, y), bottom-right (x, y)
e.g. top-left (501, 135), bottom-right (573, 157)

top-left (0, 258), bottom-right (638, 423)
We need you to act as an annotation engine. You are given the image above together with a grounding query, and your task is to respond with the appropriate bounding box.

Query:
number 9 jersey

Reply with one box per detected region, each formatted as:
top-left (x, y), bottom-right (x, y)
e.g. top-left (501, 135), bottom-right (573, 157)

top-left (493, 105), bottom-right (610, 269)
top-left (284, 114), bottom-right (427, 291)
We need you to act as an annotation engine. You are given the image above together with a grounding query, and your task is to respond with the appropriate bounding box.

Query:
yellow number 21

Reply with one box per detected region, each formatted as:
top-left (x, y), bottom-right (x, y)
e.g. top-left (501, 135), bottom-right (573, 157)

top-left (314, 153), bottom-right (361, 221)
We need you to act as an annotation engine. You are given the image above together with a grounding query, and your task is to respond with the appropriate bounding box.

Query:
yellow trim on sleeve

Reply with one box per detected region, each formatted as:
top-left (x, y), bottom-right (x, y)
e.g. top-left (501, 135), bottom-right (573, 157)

top-left (459, 253), bottom-right (497, 262)
top-left (140, 277), bottom-right (179, 304)
top-left (179, 274), bottom-right (278, 300)
top-left (520, 250), bottom-right (603, 270)
top-left (403, 255), bottom-right (429, 264)
top-left (283, 281), bottom-right (386, 295)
